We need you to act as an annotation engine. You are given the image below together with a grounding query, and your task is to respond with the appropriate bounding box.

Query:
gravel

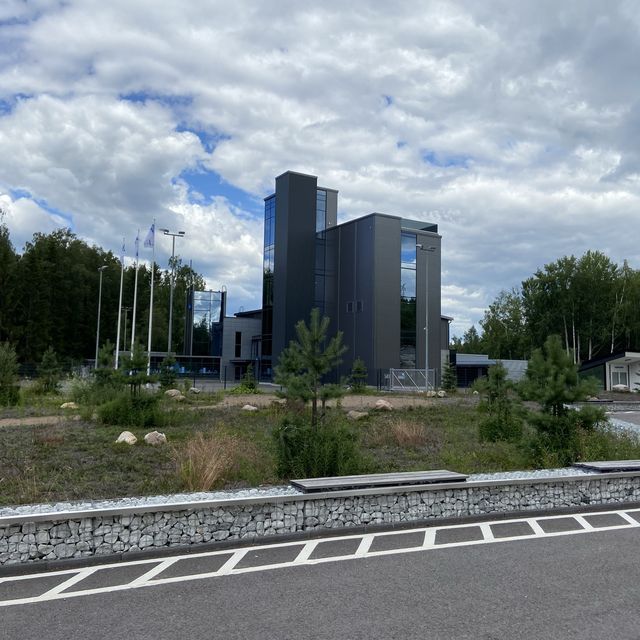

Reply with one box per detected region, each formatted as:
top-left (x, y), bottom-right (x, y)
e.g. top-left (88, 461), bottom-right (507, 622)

top-left (606, 416), bottom-right (640, 439)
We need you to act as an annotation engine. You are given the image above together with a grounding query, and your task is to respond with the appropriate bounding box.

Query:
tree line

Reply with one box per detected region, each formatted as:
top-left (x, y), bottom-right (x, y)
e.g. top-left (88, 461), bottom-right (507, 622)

top-left (0, 219), bottom-right (204, 366)
top-left (452, 250), bottom-right (640, 364)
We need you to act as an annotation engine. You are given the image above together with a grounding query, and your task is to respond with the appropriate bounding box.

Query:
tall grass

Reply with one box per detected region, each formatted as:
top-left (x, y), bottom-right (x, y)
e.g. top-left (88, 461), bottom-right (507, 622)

top-left (174, 432), bottom-right (240, 491)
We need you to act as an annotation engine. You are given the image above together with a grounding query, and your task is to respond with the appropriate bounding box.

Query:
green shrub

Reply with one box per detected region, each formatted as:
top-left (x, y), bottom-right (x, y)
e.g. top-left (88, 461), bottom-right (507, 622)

top-left (479, 415), bottom-right (523, 443)
top-left (350, 357), bottom-right (368, 393)
top-left (97, 393), bottom-right (162, 428)
top-left (273, 412), bottom-right (362, 479)
top-left (0, 383), bottom-right (19, 407)
top-left (475, 363), bottom-right (523, 443)
top-left (0, 341), bottom-right (19, 407)
top-left (158, 355), bottom-right (178, 390)
top-left (37, 346), bottom-right (62, 394)
top-left (228, 365), bottom-right (261, 395)
top-left (441, 359), bottom-right (457, 392)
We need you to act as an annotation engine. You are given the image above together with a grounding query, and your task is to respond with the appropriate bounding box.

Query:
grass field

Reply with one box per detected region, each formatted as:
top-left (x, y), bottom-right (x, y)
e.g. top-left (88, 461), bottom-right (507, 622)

top-left (1, 390), bottom-right (640, 507)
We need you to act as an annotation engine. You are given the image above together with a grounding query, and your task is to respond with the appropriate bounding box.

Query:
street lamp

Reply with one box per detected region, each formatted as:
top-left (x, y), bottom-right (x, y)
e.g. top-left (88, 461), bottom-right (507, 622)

top-left (159, 228), bottom-right (185, 354)
top-left (95, 265), bottom-right (108, 367)
top-left (417, 244), bottom-right (437, 391)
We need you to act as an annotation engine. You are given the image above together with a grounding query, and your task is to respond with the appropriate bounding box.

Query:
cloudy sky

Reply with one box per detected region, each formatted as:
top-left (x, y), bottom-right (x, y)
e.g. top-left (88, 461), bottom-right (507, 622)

top-left (1, 1), bottom-right (639, 336)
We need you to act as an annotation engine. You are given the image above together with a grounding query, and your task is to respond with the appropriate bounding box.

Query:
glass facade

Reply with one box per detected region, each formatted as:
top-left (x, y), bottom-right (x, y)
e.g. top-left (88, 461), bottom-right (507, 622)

top-left (314, 189), bottom-right (329, 314)
top-left (261, 195), bottom-right (276, 358)
top-left (400, 232), bottom-right (417, 367)
top-left (190, 290), bottom-right (223, 356)
top-left (316, 189), bottom-right (327, 232)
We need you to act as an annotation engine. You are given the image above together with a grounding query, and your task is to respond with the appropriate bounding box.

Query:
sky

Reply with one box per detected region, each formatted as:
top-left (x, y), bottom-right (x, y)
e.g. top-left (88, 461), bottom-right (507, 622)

top-left (1, 1), bottom-right (639, 337)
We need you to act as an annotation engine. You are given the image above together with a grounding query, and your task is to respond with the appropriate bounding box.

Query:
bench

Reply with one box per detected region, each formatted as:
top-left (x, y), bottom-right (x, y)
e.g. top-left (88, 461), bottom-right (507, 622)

top-left (290, 470), bottom-right (468, 493)
top-left (573, 460), bottom-right (640, 472)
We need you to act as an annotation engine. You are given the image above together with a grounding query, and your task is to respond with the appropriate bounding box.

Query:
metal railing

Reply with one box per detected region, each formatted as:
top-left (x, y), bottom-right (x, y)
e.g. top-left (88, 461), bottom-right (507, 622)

top-left (388, 368), bottom-right (435, 392)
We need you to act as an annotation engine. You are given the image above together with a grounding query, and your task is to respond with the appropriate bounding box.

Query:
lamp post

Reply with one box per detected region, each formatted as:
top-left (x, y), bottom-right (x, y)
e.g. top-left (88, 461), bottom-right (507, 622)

top-left (417, 244), bottom-right (437, 391)
top-left (159, 228), bottom-right (185, 354)
top-left (95, 266), bottom-right (108, 367)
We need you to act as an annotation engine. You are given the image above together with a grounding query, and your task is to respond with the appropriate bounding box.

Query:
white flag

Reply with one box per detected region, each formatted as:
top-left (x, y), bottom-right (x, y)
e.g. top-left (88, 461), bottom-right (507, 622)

top-left (144, 223), bottom-right (155, 248)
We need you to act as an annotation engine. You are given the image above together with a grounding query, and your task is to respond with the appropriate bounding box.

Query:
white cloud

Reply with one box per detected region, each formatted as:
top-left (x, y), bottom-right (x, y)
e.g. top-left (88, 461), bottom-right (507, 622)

top-left (1, 1), bottom-right (640, 327)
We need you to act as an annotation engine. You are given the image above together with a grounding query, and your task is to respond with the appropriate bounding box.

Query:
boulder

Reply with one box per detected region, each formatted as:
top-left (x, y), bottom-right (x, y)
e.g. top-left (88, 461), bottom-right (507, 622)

top-left (437, 390), bottom-right (447, 398)
top-left (60, 402), bottom-right (79, 409)
top-left (144, 431), bottom-right (167, 446)
top-left (374, 399), bottom-right (393, 411)
top-left (585, 395), bottom-right (600, 402)
top-left (115, 431), bottom-right (137, 445)
top-left (164, 389), bottom-right (182, 398)
top-left (472, 390), bottom-right (479, 395)
top-left (347, 410), bottom-right (369, 420)
top-left (426, 390), bottom-right (437, 398)
top-left (242, 404), bottom-right (259, 411)
top-left (612, 384), bottom-right (629, 392)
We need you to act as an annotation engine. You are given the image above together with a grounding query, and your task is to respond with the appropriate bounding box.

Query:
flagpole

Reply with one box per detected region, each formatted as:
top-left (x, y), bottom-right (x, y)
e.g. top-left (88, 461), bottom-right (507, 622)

top-left (146, 221), bottom-right (156, 375)
top-left (130, 229), bottom-right (140, 351)
top-left (115, 237), bottom-right (125, 369)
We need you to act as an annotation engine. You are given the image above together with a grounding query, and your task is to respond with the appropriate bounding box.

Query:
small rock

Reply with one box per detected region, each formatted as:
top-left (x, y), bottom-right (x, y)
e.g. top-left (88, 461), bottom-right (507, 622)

top-left (374, 399), bottom-right (393, 411)
top-left (585, 395), bottom-right (599, 402)
top-left (60, 402), bottom-right (79, 409)
top-left (115, 431), bottom-right (137, 445)
top-left (426, 390), bottom-right (437, 398)
top-left (144, 431), bottom-right (167, 446)
top-left (242, 404), bottom-right (259, 411)
top-left (174, 394), bottom-right (186, 402)
top-left (472, 390), bottom-right (479, 396)
top-left (188, 387), bottom-right (201, 394)
top-left (437, 390), bottom-right (447, 398)
top-left (347, 410), bottom-right (369, 420)
top-left (164, 389), bottom-right (182, 398)
top-left (612, 384), bottom-right (629, 392)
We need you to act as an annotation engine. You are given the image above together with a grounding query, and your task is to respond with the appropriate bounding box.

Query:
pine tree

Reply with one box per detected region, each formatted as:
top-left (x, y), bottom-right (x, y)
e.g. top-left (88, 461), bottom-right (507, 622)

top-left (274, 308), bottom-right (347, 429)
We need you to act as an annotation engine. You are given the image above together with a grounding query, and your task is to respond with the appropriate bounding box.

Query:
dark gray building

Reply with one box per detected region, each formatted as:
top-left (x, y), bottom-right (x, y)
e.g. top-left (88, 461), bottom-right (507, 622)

top-left (260, 171), bottom-right (444, 386)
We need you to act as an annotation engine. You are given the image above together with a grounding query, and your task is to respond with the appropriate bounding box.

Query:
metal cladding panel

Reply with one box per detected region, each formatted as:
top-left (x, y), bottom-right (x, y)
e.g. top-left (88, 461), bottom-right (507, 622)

top-left (333, 218), bottom-right (377, 382)
top-left (352, 218), bottom-right (376, 375)
top-left (414, 230), bottom-right (442, 378)
top-left (373, 216), bottom-right (402, 374)
top-left (336, 222), bottom-right (356, 375)
top-left (272, 172), bottom-right (318, 361)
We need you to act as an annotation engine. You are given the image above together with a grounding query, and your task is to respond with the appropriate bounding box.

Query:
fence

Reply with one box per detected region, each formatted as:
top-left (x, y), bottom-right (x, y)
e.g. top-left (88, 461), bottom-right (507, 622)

top-left (388, 368), bottom-right (435, 392)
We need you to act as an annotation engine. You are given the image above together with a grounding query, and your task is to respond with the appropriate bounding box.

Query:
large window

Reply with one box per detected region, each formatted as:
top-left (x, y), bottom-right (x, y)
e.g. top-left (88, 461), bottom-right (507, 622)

top-left (400, 232), bottom-right (417, 367)
top-left (316, 189), bottom-right (327, 232)
top-left (262, 195), bottom-right (276, 358)
top-left (611, 369), bottom-right (628, 387)
top-left (191, 291), bottom-right (223, 356)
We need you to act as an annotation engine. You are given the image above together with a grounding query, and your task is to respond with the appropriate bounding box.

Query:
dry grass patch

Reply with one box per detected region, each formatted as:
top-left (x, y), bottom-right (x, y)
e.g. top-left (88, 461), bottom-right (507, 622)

top-left (390, 420), bottom-right (429, 448)
top-left (173, 432), bottom-right (240, 492)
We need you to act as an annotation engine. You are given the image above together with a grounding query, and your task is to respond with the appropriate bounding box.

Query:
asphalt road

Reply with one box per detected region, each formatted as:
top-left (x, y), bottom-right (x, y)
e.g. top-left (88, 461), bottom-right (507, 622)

top-left (3, 509), bottom-right (640, 640)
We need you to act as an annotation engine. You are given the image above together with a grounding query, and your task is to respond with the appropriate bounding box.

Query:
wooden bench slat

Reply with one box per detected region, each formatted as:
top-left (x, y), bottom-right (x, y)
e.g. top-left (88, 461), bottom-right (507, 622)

top-left (573, 460), bottom-right (640, 472)
top-left (290, 470), bottom-right (467, 493)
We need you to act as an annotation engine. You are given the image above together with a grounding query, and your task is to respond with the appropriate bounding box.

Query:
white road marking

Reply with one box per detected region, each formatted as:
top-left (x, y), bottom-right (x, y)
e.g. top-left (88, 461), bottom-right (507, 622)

top-left (41, 568), bottom-right (98, 597)
top-left (422, 528), bottom-right (436, 547)
top-left (295, 540), bottom-right (320, 563)
top-left (354, 534), bottom-right (374, 557)
top-left (2, 507), bottom-right (640, 608)
top-left (479, 523), bottom-right (495, 541)
top-left (128, 558), bottom-right (178, 586)
top-left (572, 515), bottom-right (594, 530)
